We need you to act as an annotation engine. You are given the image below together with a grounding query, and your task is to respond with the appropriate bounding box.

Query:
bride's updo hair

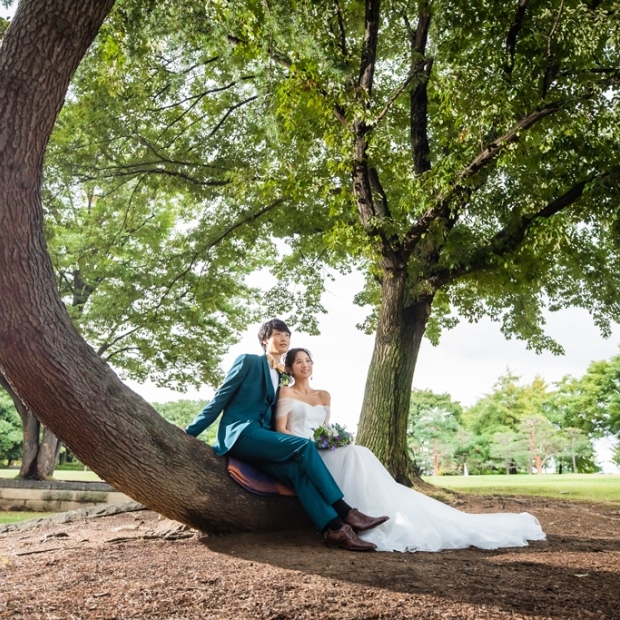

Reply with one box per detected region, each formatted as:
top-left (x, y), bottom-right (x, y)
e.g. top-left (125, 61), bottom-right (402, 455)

top-left (284, 347), bottom-right (313, 372)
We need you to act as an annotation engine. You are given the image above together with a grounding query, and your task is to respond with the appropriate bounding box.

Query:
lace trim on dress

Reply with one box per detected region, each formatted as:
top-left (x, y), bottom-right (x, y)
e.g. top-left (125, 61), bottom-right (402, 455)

top-left (275, 398), bottom-right (330, 423)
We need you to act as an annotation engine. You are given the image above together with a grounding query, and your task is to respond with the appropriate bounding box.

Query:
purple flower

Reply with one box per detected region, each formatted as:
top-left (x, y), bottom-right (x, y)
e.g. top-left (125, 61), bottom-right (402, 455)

top-left (312, 424), bottom-right (354, 450)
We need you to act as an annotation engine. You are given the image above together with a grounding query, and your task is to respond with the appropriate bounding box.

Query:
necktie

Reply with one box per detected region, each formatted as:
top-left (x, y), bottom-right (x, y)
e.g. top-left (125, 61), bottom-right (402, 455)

top-left (266, 353), bottom-right (285, 373)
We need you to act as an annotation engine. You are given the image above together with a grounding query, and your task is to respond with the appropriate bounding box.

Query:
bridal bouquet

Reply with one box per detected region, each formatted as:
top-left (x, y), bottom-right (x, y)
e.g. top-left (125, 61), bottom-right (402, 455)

top-left (312, 423), bottom-right (354, 450)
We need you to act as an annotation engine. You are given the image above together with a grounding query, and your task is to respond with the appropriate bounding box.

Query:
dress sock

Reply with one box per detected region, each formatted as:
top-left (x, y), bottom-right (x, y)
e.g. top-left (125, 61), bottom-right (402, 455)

top-left (332, 499), bottom-right (353, 520)
top-left (323, 517), bottom-right (344, 533)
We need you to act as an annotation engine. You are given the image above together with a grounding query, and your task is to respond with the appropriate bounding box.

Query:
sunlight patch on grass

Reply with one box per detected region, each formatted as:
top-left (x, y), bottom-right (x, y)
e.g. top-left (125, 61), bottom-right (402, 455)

top-left (0, 469), bottom-right (102, 482)
top-left (0, 511), bottom-right (55, 525)
top-left (423, 474), bottom-right (620, 503)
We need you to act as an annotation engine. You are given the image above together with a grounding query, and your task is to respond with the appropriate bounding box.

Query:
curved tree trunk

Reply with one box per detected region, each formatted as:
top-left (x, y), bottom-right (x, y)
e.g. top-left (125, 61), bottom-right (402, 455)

top-left (356, 266), bottom-right (433, 485)
top-left (0, 0), bottom-right (309, 534)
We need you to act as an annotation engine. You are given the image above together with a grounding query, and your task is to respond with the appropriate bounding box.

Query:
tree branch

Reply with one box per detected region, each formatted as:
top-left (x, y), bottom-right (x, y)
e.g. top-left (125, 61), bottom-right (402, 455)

top-left (368, 166), bottom-right (392, 220)
top-left (431, 168), bottom-right (620, 287)
top-left (373, 70), bottom-right (418, 128)
top-left (457, 99), bottom-right (565, 181)
top-left (401, 97), bottom-right (573, 256)
top-left (97, 327), bottom-right (142, 357)
top-left (94, 197), bottom-right (287, 359)
top-left (80, 167), bottom-right (230, 187)
top-left (407, 6), bottom-right (433, 175)
top-left (133, 141), bottom-right (222, 172)
top-left (154, 198), bottom-right (287, 313)
top-left (206, 95), bottom-right (259, 139)
top-left (542, 0), bottom-right (565, 99)
top-left (504, 0), bottom-right (529, 78)
top-left (155, 85), bottom-right (215, 143)
top-left (358, 0), bottom-right (381, 95)
top-left (333, 0), bottom-right (348, 58)
top-left (146, 76), bottom-right (255, 114)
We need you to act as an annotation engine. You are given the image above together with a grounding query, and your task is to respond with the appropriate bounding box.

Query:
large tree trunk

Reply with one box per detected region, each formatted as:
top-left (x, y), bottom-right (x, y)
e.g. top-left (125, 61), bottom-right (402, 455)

top-left (356, 267), bottom-right (433, 485)
top-left (0, 371), bottom-right (60, 479)
top-left (0, 0), bottom-right (309, 533)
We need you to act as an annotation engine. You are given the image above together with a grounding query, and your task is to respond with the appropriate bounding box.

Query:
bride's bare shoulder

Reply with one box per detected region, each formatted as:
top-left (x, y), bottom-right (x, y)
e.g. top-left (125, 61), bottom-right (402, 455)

top-left (315, 389), bottom-right (331, 405)
top-left (279, 386), bottom-right (294, 398)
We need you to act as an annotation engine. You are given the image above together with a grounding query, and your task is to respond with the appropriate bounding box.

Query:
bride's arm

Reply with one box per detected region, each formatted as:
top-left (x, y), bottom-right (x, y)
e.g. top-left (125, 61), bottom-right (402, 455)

top-left (274, 390), bottom-right (295, 435)
top-left (321, 390), bottom-right (331, 425)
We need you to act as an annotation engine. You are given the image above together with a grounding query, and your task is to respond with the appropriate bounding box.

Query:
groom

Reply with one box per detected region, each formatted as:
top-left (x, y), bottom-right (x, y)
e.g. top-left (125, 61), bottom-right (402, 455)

top-left (185, 318), bottom-right (388, 551)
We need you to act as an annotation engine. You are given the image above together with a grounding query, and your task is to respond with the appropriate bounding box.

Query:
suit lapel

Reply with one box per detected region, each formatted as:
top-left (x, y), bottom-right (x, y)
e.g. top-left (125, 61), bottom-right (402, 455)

top-left (262, 355), bottom-right (276, 402)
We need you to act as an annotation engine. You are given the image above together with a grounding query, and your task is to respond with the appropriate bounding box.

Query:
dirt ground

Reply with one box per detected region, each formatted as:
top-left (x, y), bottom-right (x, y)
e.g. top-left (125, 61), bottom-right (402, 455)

top-left (1, 494), bottom-right (619, 620)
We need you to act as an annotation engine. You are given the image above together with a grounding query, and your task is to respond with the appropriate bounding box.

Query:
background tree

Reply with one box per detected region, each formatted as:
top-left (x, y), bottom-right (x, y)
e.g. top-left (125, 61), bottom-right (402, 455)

top-left (0, 371), bottom-right (60, 478)
top-left (0, 388), bottom-right (22, 466)
top-left (461, 372), bottom-right (587, 473)
top-left (488, 429), bottom-right (529, 475)
top-left (408, 388), bottom-right (462, 474)
top-left (519, 414), bottom-right (565, 474)
top-left (225, 0), bottom-right (620, 484)
top-left (559, 426), bottom-right (594, 473)
top-left (153, 399), bottom-right (218, 445)
top-left (553, 355), bottom-right (620, 438)
top-left (462, 372), bottom-right (530, 436)
top-left (452, 430), bottom-right (489, 476)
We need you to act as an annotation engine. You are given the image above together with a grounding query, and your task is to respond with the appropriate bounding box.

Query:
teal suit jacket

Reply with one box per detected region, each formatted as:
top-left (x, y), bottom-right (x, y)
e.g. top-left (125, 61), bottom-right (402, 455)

top-left (185, 354), bottom-right (277, 455)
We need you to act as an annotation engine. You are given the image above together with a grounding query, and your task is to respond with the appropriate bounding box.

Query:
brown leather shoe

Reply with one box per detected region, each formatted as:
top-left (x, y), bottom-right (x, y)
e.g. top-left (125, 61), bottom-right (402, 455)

top-left (324, 524), bottom-right (377, 551)
top-left (344, 508), bottom-right (389, 533)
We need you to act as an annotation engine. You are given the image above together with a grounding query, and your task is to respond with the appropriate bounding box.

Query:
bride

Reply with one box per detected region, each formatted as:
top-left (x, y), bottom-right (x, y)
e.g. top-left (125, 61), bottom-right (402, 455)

top-left (275, 347), bottom-right (546, 553)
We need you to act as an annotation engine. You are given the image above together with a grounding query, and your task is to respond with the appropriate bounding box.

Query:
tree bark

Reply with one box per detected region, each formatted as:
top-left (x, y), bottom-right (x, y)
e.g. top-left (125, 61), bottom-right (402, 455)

top-left (19, 410), bottom-right (40, 478)
top-left (356, 266), bottom-right (433, 485)
top-left (0, 0), bottom-right (310, 534)
top-left (36, 426), bottom-right (62, 478)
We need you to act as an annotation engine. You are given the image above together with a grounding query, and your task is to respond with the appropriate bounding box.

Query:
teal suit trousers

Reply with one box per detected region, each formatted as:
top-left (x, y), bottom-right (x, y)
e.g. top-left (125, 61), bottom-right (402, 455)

top-left (229, 422), bottom-right (344, 531)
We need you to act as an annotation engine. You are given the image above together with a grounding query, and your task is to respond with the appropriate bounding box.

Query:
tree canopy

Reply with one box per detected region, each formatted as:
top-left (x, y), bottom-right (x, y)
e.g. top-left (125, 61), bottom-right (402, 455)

top-left (47, 0), bottom-right (620, 483)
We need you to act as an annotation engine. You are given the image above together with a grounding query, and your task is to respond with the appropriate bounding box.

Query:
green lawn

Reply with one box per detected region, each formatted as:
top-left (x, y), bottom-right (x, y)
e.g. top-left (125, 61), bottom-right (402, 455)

top-left (0, 468), bottom-right (102, 482)
top-left (423, 473), bottom-right (620, 504)
top-left (0, 511), bottom-right (55, 525)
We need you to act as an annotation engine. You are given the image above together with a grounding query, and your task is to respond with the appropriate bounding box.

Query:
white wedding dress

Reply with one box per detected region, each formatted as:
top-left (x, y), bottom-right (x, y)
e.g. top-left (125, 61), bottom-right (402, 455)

top-left (277, 398), bottom-right (546, 552)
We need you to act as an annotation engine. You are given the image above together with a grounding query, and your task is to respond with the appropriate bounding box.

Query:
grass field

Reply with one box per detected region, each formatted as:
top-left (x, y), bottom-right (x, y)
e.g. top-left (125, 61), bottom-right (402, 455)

top-left (0, 511), bottom-right (54, 525)
top-left (0, 468), bottom-right (102, 482)
top-left (423, 473), bottom-right (620, 503)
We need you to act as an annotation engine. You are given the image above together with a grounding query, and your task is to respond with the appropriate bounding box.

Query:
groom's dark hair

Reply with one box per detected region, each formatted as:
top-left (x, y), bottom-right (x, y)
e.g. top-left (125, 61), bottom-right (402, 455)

top-left (258, 318), bottom-right (291, 350)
